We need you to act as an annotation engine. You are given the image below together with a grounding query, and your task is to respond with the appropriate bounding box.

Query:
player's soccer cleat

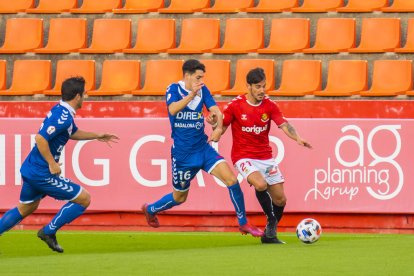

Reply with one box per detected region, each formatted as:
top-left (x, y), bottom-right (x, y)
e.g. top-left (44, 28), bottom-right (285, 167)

top-left (37, 228), bottom-right (64, 253)
top-left (142, 203), bottom-right (160, 228)
top-left (264, 219), bottom-right (277, 239)
top-left (239, 223), bottom-right (264, 237)
top-left (261, 235), bottom-right (286, 244)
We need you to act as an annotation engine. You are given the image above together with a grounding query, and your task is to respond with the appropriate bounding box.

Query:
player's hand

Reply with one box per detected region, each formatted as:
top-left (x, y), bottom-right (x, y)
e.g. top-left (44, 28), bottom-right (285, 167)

top-left (209, 127), bottom-right (222, 143)
top-left (97, 133), bottom-right (120, 148)
top-left (297, 138), bottom-right (312, 149)
top-left (206, 113), bottom-right (217, 125)
top-left (189, 82), bottom-right (204, 99)
top-left (49, 162), bottom-right (61, 175)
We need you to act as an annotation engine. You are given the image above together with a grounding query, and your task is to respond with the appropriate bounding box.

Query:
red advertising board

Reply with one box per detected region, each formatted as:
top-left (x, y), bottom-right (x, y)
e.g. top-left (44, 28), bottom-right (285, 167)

top-left (1, 118), bottom-right (413, 213)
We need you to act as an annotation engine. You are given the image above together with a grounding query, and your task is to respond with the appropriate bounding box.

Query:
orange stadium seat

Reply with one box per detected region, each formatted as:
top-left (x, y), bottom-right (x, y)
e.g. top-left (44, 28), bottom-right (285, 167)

top-left (123, 19), bottom-right (175, 54)
top-left (88, 60), bottom-right (140, 96)
top-left (167, 18), bottom-right (219, 54)
top-left (337, 0), bottom-right (387, 12)
top-left (303, 18), bottom-right (355, 53)
top-left (200, 59), bottom-right (230, 94)
top-left (70, 0), bottom-right (121, 13)
top-left (258, 18), bottom-right (309, 54)
top-left (0, 60), bottom-right (51, 96)
top-left (0, 18), bottom-right (43, 54)
top-left (291, 0), bottom-right (343, 12)
top-left (268, 60), bottom-right (321, 96)
top-left (314, 60), bottom-right (367, 96)
top-left (359, 60), bottom-right (412, 96)
top-left (33, 18), bottom-right (87, 53)
top-left (113, 0), bottom-right (164, 13)
top-left (202, 0), bottom-right (253, 13)
top-left (246, 0), bottom-right (298, 12)
top-left (79, 19), bottom-right (131, 53)
top-left (0, 0), bottom-right (34, 13)
top-left (395, 19), bottom-right (414, 53)
top-left (26, 0), bottom-right (77, 13)
top-left (211, 18), bottom-right (263, 54)
top-left (221, 59), bottom-right (274, 96)
top-left (348, 18), bottom-right (400, 53)
top-left (159, 0), bottom-right (209, 13)
top-left (44, 60), bottom-right (95, 96)
top-left (0, 60), bottom-right (6, 90)
top-left (132, 60), bottom-right (183, 96)
top-left (382, 0), bottom-right (414, 12)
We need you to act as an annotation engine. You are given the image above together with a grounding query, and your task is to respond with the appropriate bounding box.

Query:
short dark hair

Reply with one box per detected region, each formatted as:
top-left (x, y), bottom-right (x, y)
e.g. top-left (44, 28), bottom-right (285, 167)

top-left (246, 68), bottom-right (266, 85)
top-left (182, 59), bottom-right (206, 75)
top-left (61, 77), bottom-right (85, 101)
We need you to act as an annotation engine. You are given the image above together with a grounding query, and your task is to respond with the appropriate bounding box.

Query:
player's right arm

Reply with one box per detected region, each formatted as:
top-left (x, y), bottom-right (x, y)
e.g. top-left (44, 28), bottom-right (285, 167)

top-left (168, 82), bottom-right (203, 116)
top-left (35, 134), bottom-right (61, 175)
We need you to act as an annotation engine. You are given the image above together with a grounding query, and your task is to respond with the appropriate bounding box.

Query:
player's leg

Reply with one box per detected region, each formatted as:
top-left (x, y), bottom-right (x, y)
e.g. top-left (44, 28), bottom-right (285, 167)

top-left (253, 159), bottom-right (286, 244)
top-left (268, 183), bottom-right (287, 224)
top-left (209, 162), bottom-right (263, 237)
top-left (235, 159), bottom-right (277, 233)
top-left (143, 153), bottom-right (197, 228)
top-left (0, 201), bottom-right (40, 235)
top-left (42, 188), bottom-right (90, 236)
top-left (0, 179), bottom-right (43, 235)
top-left (204, 146), bottom-right (263, 237)
top-left (143, 189), bottom-right (189, 228)
top-left (36, 175), bottom-right (88, 253)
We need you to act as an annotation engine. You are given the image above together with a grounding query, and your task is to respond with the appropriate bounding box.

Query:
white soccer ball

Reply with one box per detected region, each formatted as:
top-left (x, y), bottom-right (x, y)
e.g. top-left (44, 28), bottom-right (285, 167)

top-left (296, 218), bottom-right (322, 244)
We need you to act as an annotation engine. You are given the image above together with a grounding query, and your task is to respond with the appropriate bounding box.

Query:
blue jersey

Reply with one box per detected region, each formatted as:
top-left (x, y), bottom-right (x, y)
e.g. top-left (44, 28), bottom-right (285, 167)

top-left (20, 101), bottom-right (78, 179)
top-left (166, 81), bottom-right (216, 153)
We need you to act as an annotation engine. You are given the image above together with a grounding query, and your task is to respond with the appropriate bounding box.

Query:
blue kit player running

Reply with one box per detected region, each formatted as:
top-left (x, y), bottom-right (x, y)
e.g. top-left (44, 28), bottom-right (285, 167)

top-left (142, 59), bottom-right (263, 237)
top-left (0, 77), bottom-right (119, 253)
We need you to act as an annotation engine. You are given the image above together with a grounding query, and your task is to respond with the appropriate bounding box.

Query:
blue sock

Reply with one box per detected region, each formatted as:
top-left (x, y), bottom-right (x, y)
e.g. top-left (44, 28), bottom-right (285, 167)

top-left (0, 207), bottom-right (23, 235)
top-left (43, 202), bottom-right (86, 235)
top-left (227, 182), bottom-right (248, 226)
top-left (147, 193), bottom-right (180, 215)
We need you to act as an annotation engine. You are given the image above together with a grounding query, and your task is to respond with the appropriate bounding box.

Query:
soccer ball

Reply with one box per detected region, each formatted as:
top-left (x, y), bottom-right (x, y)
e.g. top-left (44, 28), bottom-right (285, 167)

top-left (296, 218), bottom-right (322, 244)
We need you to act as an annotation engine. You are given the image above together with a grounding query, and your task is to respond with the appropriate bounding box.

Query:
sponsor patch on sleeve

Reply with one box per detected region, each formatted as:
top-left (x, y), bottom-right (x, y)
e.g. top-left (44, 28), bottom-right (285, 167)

top-left (46, 126), bottom-right (56, 135)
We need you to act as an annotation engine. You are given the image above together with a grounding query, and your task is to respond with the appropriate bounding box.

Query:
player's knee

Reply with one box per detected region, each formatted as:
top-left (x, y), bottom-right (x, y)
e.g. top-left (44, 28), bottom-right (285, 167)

top-left (173, 192), bottom-right (187, 204)
top-left (175, 197), bottom-right (186, 204)
top-left (224, 175), bottom-right (238, 187)
top-left (82, 190), bottom-right (91, 207)
top-left (74, 189), bottom-right (91, 208)
top-left (275, 195), bottom-right (287, 206)
top-left (18, 201), bottom-right (39, 217)
top-left (253, 182), bottom-right (267, 192)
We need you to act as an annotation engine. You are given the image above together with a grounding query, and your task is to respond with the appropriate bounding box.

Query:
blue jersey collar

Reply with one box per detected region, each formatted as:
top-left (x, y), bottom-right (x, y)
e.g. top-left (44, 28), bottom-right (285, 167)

top-left (59, 100), bottom-right (76, 116)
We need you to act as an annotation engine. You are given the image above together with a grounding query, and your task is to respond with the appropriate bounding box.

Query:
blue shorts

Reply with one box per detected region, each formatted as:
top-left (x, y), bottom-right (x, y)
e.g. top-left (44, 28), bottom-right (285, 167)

top-left (171, 144), bottom-right (225, 192)
top-left (19, 175), bottom-right (82, 204)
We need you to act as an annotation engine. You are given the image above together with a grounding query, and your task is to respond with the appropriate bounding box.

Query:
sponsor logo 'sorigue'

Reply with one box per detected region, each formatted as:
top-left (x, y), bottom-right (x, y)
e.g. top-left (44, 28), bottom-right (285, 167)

top-left (241, 125), bottom-right (268, 134)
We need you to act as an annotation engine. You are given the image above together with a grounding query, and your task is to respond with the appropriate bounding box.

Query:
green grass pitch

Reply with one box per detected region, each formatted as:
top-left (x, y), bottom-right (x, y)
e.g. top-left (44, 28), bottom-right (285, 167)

top-left (1, 231), bottom-right (414, 275)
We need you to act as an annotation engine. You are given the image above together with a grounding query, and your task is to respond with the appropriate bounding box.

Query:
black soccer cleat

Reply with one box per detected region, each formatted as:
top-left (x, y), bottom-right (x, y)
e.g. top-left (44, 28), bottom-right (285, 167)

top-left (261, 235), bottom-right (286, 244)
top-left (37, 228), bottom-right (64, 253)
top-left (264, 219), bottom-right (277, 239)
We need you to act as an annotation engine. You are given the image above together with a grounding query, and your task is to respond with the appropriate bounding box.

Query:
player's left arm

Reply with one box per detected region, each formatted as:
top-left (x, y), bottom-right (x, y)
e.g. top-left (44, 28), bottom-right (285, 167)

top-left (270, 100), bottom-right (312, 149)
top-left (280, 122), bottom-right (312, 149)
top-left (70, 130), bottom-right (119, 147)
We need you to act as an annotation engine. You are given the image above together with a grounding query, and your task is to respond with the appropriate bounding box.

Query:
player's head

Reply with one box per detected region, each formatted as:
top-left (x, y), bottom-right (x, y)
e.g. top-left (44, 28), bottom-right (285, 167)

top-left (246, 68), bottom-right (266, 102)
top-left (182, 59), bottom-right (205, 88)
top-left (61, 76), bottom-right (86, 109)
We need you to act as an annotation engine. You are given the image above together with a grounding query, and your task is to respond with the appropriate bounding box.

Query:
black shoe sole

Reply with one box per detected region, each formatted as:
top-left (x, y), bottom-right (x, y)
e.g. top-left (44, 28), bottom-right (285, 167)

top-left (261, 236), bottom-right (286, 244)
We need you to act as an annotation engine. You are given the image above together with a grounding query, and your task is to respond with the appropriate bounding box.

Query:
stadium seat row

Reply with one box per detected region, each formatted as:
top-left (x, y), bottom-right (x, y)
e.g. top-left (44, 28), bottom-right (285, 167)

top-left (1, 17), bottom-right (414, 54)
top-left (2, 0), bottom-right (414, 14)
top-left (0, 59), bottom-right (413, 97)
